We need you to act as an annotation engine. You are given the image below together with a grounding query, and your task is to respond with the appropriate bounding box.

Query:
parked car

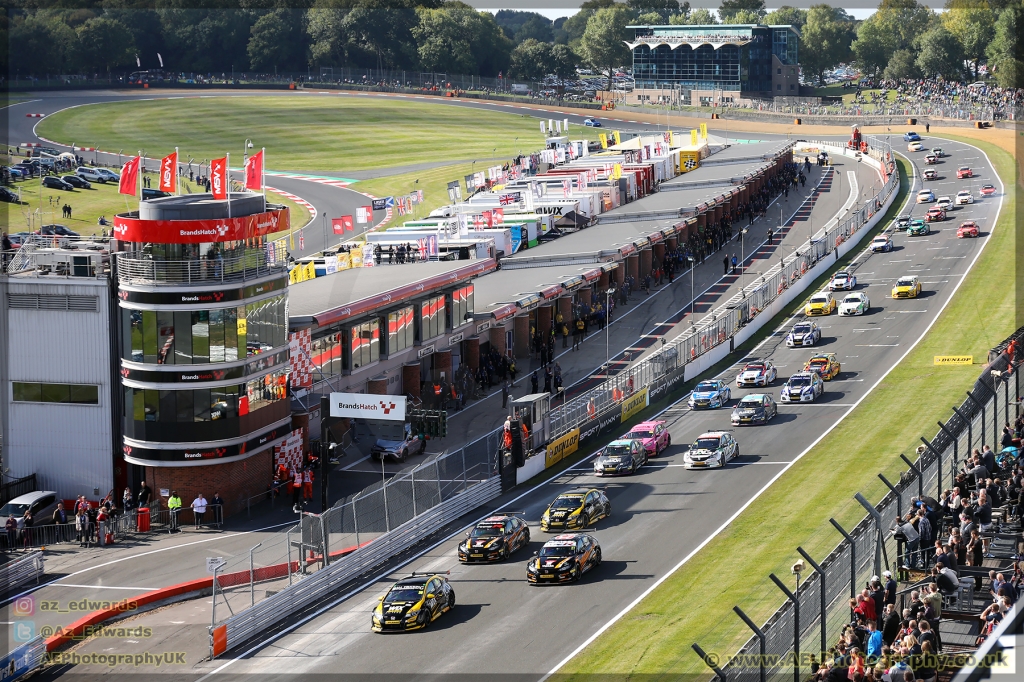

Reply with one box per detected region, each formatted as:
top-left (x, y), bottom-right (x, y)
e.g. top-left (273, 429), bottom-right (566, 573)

top-left (62, 175), bottom-right (91, 189)
top-left (76, 167), bottom-right (108, 183)
top-left (0, 187), bottom-right (19, 203)
top-left (39, 224), bottom-right (79, 237)
top-left (0, 491), bottom-right (60, 532)
top-left (42, 176), bottom-right (74, 191)
top-left (370, 423), bottom-right (425, 462)
top-left (94, 168), bottom-right (120, 182)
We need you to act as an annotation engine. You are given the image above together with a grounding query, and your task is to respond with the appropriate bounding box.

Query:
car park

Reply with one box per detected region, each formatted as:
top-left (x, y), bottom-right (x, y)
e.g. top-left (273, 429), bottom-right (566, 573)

top-left (923, 153), bottom-right (937, 164)
top-left (903, 131), bottom-right (921, 142)
top-left (839, 292), bottom-right (870, 316)
top-left (779, 372), bottom-right (824, 403)
top-left (923, 209), bottom-right (944, 224)
top-left (922, 168), bottom-right (938, 180)
top-left (458, 514), bottom-right (530, 563)
top-left (582, 118), bottom-right (601, 127)
top-left (916, 189), bottom-right (935, 203)
top-left (786, 322), bottom-right (821, 347)
top-left (622, 420), bottom-right (670, 456)
top-left (957, 221), bottom-right (980, 238)
top-left (870, 235), bottom-right (893, 252)
top-left (371, 423), bottom-right (425, 462)
top-left (684, 431), bottom-right (739, 469)
top-left (908, 218), bottom-right (930, 235)
top-left (730, 394), bottom-right (778, 426)
top-left (804, 353), bottom-right (841, 380)
top-left (42, 176), bottom-right (74, 191)
top-left (805, 291), bottom-right (837, 316)
top-left (907, 141), bottom-right (923, 152)
top-left (736, 360), bottom-right (777, 387)
top-left (829, 271), bottom-right (857, 291)
top-left (980, 184), bottom-right (996, 195)
top-left (527, 533), bottom-right (601, 584)
top-left (688, 380), bottom-right (731, 409)
top-left (62, 175), bottom-right (90, 189)
top-left (892, 275), bottom-right (923, 298)
top-left (540, 488), bottom-right (611, 532)
top-left (957, 166), bottom-right (973, 179)
top-left (0, 491), bottom-right (59, 531)
top-left (76, 167), bottom-right (107, 183)
top-left (371, 573), bottom-right (455, 632)
top-left (955, 190), bottom-right (974, 205)
top-left (593, 439), bottom-right (647, 475)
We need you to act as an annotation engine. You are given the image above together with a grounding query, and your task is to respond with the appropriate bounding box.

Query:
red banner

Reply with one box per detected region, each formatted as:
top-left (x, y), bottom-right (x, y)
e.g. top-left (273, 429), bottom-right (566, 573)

top-left (210, 156), bottom-right (228, 199)
top-left (119, 156), bottom-right (141, 196)
top-left (158, 151), bottom-right (177, 193)
top-left (244, 149), bottom-right (263, 191)
top-left (331, 218), bottom-right (345, 234)
top-left (112, 208), bottom-right (289, 244)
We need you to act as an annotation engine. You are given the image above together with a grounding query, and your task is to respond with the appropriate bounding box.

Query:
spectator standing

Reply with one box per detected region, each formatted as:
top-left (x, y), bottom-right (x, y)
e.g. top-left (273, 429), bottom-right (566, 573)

top-left (138, 481), bottom-right (152, 509)
top-left (5, 516), bottom-right (17, 549)
top-left (75, 507), bottom-right (90, 547)
top-left (21, 511), bottom-right (33, 548)
top-left (191, 493), bottom-right (208, 528)
top-left (168, 491), bottom-right (182, 532)
top-left (211, 492), bottom-right (225, 526)
top-left (292, 468), bottom-right (303, 510)
top-left (501, 379), bottom-right (510, 408)
top-left (303, 466), bottom-right (314, 502)
top-left (52, 502), bottom-right (69, 542)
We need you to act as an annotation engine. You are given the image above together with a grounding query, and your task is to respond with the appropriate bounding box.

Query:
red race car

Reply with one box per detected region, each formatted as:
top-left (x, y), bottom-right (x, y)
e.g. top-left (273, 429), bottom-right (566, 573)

top-left (980, 184), bottom-right (996, 195)
top-left (956, 166), bottom-right (973, 179)
top-left (925, 207), bottom-right (946, 222)
top-left (957, 221), bottom-right (980, 238)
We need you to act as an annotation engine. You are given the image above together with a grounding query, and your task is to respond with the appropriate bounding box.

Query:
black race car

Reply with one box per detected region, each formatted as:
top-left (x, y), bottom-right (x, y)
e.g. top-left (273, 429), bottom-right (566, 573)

top-left (540, 487), bottom-right (611, 532)
top-left (527, 533), bottom-right (602, 584)
top-left (371, 573), bottom-right (455, 632)
top-left (458, 514), bottom-right (531, 562)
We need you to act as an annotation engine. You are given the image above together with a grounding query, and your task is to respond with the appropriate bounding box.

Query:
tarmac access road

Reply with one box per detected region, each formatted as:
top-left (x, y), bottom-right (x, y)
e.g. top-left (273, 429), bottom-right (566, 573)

top-left (181, 137), bottom-right (1001, 679)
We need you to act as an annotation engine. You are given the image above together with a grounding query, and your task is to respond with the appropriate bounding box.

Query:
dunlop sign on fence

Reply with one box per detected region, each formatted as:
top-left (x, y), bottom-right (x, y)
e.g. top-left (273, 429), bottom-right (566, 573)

top-left (546, 428), bottom-right (580, 468)
top-left (620, 388), bottom-right (650, 423)
top-left (934, 355), bottom-right (973, 366)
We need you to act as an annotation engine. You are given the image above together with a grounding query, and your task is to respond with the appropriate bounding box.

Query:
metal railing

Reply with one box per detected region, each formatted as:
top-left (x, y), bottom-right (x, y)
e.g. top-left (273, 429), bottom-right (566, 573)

top-left (114, 250), bottom-right (287, 285)
top-left (3, 550), bottom-right (43, 593)
top-left (0, 474), bottom-right (36, 507)
top-left (708, 342), bottom-right (1022, 682)
top-left (0, 636), bottom-right (46, 681)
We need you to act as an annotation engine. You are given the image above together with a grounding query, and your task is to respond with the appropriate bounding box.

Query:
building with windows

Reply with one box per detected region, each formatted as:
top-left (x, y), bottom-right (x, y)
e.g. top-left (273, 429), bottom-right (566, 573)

top-left (626, 24), bottom-right (800, 106)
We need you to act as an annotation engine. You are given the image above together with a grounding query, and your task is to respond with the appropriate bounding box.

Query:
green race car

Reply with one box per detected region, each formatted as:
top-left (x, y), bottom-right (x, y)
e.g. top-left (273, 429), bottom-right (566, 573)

top-left (907, 219), bottom-right (929, 236)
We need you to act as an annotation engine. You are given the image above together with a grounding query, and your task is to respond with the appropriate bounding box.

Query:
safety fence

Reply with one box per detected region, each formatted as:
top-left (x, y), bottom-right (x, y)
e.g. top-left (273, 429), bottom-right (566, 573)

top-left (549, 137), bottom-right (896, 442)
top-left (0, 636), bottom-right (45, 682)
top-left (0, 474), bottom-right (36, 508)
top-left (3, 550), bottom-right (43, 593)
top-left (701, 340), bottom-right (1021, 682)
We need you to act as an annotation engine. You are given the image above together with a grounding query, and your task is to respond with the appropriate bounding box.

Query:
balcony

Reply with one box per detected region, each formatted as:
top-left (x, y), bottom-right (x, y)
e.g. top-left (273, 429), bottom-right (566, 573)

top-left (115, 250), bottom-right (287, 286)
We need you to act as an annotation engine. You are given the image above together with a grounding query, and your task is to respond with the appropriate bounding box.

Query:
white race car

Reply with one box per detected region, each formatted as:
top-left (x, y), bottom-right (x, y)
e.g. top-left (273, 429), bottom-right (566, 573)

top-left (779, 372), bottom-right (824, 403)
top-left (828, 271), bottom-right (857, 291)
top-left (955, 190), bottom-right (974, 205)
top-left (838, 292), bottom-right (870, 316)
top-left (936, 196), bottom-right (953, 211)
top-left (736, 360), bottom-right (778, 387)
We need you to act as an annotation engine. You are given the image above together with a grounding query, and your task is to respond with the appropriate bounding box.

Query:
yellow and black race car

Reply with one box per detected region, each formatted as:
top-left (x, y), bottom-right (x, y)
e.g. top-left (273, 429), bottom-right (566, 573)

top-left (458, 514), bottom-right (531, 563)
top-left (527, 533), bottom-right (602, 584)
top-left (540, 487), bottom-right (611, 532)
top-left (371, 573), bottom-right (455, 632)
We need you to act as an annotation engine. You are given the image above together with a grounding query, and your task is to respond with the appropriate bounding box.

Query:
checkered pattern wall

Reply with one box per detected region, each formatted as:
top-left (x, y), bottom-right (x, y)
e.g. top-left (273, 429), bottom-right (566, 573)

top-left (274, 428), bottom-right (306, 471)
top-left (289, 329), bottom-right (313, 389)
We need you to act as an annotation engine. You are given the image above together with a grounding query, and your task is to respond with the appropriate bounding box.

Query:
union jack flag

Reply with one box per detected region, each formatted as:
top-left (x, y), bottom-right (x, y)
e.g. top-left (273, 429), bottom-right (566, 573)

top-left (562, 178), bottom-right (571, 198)
top-left (499, 193), bottom-right (516, 205)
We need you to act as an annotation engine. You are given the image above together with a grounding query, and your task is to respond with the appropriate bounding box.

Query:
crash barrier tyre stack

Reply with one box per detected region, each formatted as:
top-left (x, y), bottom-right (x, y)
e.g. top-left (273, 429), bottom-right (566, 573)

top-left (707, 340), bottom-right (1022, 682)
top-left (3, 550), bottom-right (44, 593)
top-left (548, 137), bottom-right (898, 445)
top-left (0, 636), bottom-right (45, 682)
top-left (210, 477), bottom-right (501, 658)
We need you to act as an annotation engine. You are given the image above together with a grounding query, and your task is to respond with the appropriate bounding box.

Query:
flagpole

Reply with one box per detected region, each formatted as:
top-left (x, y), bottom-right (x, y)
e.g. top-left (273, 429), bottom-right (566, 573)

top-left (175, 147), bottom-right (180, 196)
top-left (137, 150), bottom-right (142, 200)
top-left (226, 152), bottom-right (231, 219)
top-left (261, 147), bottom-right (266, 212)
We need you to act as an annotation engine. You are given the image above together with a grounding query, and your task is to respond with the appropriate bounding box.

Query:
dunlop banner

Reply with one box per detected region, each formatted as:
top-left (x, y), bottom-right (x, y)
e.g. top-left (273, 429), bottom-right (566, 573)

top-left (620, 388), bottom-right (649, 423)
top-left (546, 428), bottom-right (580, 468)
top-left (934, 355), bottom-right (973, 366)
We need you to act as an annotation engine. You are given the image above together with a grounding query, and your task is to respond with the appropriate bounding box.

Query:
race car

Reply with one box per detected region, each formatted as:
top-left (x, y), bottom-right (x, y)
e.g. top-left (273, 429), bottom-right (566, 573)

top-left (931, 147), bottom-right (945, 157)
top-left (908, 141), bottom-right (924, 152)
top-left (955, 190), bottom-right (974, 205)
top-left (980, 184), bottom-right (996, 196)
top-left (730, 393), bottom-right (778, 426)
top-left (923, 209), bottom-right (944, 224)
top-left (892, 275), bottom-right (923, 299)
top-left (908, 218), bottom-right (930, 235)
top-left (957, 221), bottom-right (980, 238)
top-left (786, 321), bottom-right (821, 347)
top-left (923, 153), bottom-right (938, 164)
top-left (688, 379), bottom-right (731, 409)
top-left (527, 533), bottom-right (601, 584)
top-left (935, 196), bottom-right (953, 211)
top-left (684, 431), bottom-right (739, 469)
top-left (805, 291), bottom-right (837, 316)
top-left (839, 292), bottom-right (870, 316)
top-left (779, 371), bottom-right (824, 403)
top-left (922, 168), bottom-right (938, 180)
top-left (372, 573), bottom-right (455, 632)
top-left (593, 439), bottom-right (647, 476)
top-left (894, 215), bottom-right (912, 229)
top-left (957, 166), bottom-right (973, 179)
top-left (623, 420), bottom-right (671, 456)
top-left (829, 271), bottom-right (857, 291)
top-left (736, 359), bottom-right (777, 387)
top-left (870, 235), bottom-right (893, 252)
top-left (903, 131), bottom-right (921, 142)
top-left (916, 188), bottom-right (935, 203)
top-left (804, 353), bottom-right (841, 380)
top-left (540, 487), bottom-right (611, 532)
top-left (583, 118), bottom-right (602, 127)
top-left (458, 514), bottom-right (531, 563)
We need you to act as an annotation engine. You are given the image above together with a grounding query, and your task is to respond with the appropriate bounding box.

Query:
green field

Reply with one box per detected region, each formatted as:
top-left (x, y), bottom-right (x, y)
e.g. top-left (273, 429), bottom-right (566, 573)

top-left (357, 162), bottom-right (481, 224)
top-left (560, 144), bottom-right (1015, 679)
top-left (35, 96), bottom-right (574, 173)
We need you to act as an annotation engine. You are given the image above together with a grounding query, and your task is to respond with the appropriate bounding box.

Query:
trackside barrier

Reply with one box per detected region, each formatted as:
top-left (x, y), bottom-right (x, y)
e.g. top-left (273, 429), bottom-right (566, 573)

top-left (4, 550), bottom-right (44, 592)
top-left (0, 636), bottom-right (46, 681)
top-left (210, 477), bottom-right (501, 658)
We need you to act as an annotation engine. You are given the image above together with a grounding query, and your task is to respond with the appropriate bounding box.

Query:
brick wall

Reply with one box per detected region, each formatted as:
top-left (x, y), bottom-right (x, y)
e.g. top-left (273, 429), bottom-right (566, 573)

top-left (145, 449), bottom-right (272, 520)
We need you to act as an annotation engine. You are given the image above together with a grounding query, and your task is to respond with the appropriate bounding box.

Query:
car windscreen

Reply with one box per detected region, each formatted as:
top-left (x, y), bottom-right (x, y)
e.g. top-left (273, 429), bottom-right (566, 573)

top-left (470, 524), bottom-right (503, 538)
top-left (550, 495), bottom-right (583, 510)
top-left (539, 545), bottom-right (573, 558)
top-left (0, 503), bottom-right (29, 517)
top-left (384, 586), bottom-right (424, 603)
top-left (693, 438), bottom-right (720, 450)
top-left (843, 296), bottom-right (861, 304)
top-left (810, 295), bottom-right (828, 303)
top-left (743, 365), bottom-right (764, 372)
top-left (896, 278), bottom-right (915, 287)
top-left (872, 238), bottom-right (887, 243)
top-left (694, 382), bottom-right (718, 392)
top-left (628, 429), bottom-right (653, 439)
top-left (739, 397), bottom-right (761, 406)
top-left (604, 444), bottom-right (632, 457)
top-left (792, 324), bottom-right (811, 334)
top-left (789, 375), bottom-right (811, 387)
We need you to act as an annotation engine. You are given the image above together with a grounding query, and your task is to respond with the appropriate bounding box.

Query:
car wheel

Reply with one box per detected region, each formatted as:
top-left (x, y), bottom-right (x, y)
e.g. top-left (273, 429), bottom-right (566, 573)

top-left (501, 544), bottom-right (510, 560)
top-left (573, 565), bottom-right (582, 582)
top-left (735, 445), bottom-right (740, 459)
top-left (400, 448), bottom-right (408, 463)
top-left (594, 548), bottom-right (602, 566)
top-left (447, 589), bottom-right (456, 610)
top-left (523, 529), bottom-right (530, 547)
top-left (580, 512), bottom-right (590, 528)
top-left (665, 434), bottom-right (671, 448)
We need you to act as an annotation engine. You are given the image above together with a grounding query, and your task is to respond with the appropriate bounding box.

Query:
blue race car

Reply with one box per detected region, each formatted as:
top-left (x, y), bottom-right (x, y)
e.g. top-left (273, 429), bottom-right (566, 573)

top-left (903, 131), bottom-right (921, 142)
top-left (687, 380), bottom-right (731, 409)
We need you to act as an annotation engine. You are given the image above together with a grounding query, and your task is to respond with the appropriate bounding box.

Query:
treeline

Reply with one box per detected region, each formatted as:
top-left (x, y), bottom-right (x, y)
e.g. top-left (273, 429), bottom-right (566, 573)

top-left (4, 0), bottom-right (1023, 88)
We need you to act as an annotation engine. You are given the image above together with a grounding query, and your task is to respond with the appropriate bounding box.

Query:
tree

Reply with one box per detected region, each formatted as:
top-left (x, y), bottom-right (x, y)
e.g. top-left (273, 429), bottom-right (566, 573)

top-left (627, 0), bottom-right (684, 24)
top-left (687, 8), bottom-right (719, 25)
top-left (342, 3), bottom-right (419, 71)
top-left (987, 3), bottom-right (1024, 87)
top-left (515, 15), bottom-right (553, 43)
top-left (723, 9), bottom-right (763, 24)
top-left (718, 0), bottom-right (765, 23)
top-left (158, 7), bottom-right (253, 74)
top-left (853, 0), bottom-right (934, 76)
top-left (306, 5), bottom-right (348, 67)
top-left (562, 0), bottom-right (615, 47)
top-left (509, 38), bottom-right (550, 80)
top-left (942, 0), bottom-right (995, 79)
top-left (635, 12), bottom-right (665, 25)
top-left (9, 14), bottom-right (79, 76)
top-left (852, 14), bottom-right (891, 75)
top-left (916, 24), bottom-right (966, 78)
top-left (247, 8), bottom-right (306, 72)
top-left (412, 2), bottom-right (511, 76)
top-left (800, 5), bottom-right (854, 85)
top-left (579, 5), bottom-right (632, 85)
top-left (883, 48), bottom-right (921, 78)
top-left (76, 17), bottom-right (135, 73)
top-left (549, 43), bottom-right (579, 79)
top-left (763, 6), bottom-right (807, 29)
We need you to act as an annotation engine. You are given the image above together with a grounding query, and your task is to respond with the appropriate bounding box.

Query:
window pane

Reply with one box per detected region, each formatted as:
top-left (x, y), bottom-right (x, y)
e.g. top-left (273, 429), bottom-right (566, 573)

top-left (193, 389), bottom-right (211, 422)
top-left (369, 318), bottom-right (380, 364)
top-left (133, 388), bottom-right (145, 421)
top-left (12, 383), bottom-right (40, 402)
top-left (130, 311), bottom-right (143, 362)
top-left (156, 310), bottom-right (175, 365)
top-left (158, 390), bottom-right (176, 419)
top-left (144, 389), bottom-right (159, 421)
top-left (176, 390), bottom-right (193, 422)
top-left (224, 306), bottom-right (238, 362)
top-left (236, 305), bottom-right (247, 359)
top-left (41, 383), bottom-right (69, 403)
top-left (70, 385), bottom-right (99, 405)
top-left (142, 310), bottom-right (158, 363)
top-left (211, 386), bottom-right (236, 420)
top-left (121, 308), bottom-right (132, 361)
top-left (209, 309), bottom-right (225, 363)
top-left (174, 311), bottom-right (192, 364)
top-left (192, 311), bottom-right (210, 364)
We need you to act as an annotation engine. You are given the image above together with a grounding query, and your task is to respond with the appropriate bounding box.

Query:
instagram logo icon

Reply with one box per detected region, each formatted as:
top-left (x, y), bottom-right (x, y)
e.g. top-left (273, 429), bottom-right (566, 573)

top-left (13, 596), bottom-right (34, 617)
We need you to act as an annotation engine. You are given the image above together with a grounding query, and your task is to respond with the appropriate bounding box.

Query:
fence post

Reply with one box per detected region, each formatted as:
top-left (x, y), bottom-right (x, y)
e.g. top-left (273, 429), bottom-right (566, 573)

top-left (919, 437), bottom-right (942, 499)
top-left (411, 466), bottom-right (417, 517)
top-left (952, 404), bottom-right (972, 454)
top-left (769, 573), bottom-right (799, 682)
top-left (732, 606), bottom-right (766, 682)
top-left (692, 642), bottom-right (726, 681)
top-left (937, 421), bottom-right (958, 487)
top-left (898, 453), bottom-right (923, 501)
top-left (797, 547), bottom-right (827, 661)
top-left (965, 392), bottom-right (985, 447)
top-left (248, 542), bottom-right (262, 607)
top-left (286, 527), bottom-right (293, 586)
top-left (976, 382), bottom-right (998, 448)
top-left (319, 512), bottom-right (329, 566)
top-left (829, 518), bottom-right (856, 599)
top-left (352, 499), bottom-right (360, 550)
top-left (855, 493), bottom-right (884, 579)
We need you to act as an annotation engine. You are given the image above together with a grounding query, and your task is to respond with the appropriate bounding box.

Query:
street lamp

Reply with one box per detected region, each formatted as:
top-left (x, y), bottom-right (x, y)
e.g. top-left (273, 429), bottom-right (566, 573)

top-left (687, 255), bottom-right (696, 318)
top-left (739, 227), bottom-right (749, 295)
top-left (605, 285), bottom-right (616, 372)
top-left (243, 139), bottom-right (253, 165)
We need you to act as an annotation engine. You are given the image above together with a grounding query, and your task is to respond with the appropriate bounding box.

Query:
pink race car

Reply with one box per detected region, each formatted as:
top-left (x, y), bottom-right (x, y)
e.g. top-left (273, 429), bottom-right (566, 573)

top-left (623, 420), bottom-right (671, 457)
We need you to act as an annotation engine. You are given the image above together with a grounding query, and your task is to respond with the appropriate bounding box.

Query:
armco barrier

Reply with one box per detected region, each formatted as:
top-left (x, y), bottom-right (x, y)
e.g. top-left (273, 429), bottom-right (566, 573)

top-left (210, 477), bottom-right (501, 658)
top-left (4, 550), bottom-right (43, 593)
top-left (0, 636), bottom-right (45, 681)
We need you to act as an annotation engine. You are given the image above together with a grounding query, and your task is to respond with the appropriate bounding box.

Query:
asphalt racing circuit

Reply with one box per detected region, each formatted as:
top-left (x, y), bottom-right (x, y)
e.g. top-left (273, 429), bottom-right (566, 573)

top-left (5, 91), bottom-right (1004, 680)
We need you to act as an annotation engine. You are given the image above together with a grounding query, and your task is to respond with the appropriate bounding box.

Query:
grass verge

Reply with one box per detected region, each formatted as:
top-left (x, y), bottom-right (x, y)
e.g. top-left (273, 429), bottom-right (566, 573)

top-left (356, 162), bottom-right (480, 224)
top-left (559, 143), bottom-right (1015, 679)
